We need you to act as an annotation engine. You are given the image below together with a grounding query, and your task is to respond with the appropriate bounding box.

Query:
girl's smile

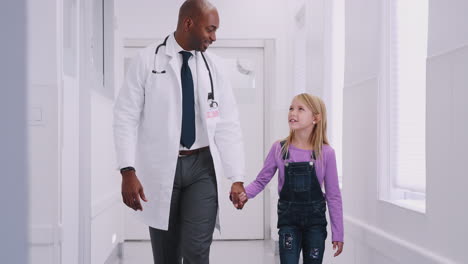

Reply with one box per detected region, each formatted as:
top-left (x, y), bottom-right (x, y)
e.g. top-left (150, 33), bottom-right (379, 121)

top-left (288, 98), bottom-right (315, 131)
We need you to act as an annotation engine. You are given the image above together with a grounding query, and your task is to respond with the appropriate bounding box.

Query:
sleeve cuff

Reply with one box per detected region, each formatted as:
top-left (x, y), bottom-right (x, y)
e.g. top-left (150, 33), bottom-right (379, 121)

top-left (332, 233), bottom-right (344, 243)
top-left (231, 176), bottom-right (245, 183)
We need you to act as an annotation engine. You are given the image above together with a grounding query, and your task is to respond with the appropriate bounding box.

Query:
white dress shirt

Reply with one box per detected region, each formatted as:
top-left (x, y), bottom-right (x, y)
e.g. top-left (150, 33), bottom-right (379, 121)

top-left (167, 35), bottom-right (210, 150)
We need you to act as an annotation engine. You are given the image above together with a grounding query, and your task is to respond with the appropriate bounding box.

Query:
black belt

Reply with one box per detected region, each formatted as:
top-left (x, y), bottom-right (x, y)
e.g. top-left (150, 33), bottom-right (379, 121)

top-left (179, 146), bottom-right (209, 157)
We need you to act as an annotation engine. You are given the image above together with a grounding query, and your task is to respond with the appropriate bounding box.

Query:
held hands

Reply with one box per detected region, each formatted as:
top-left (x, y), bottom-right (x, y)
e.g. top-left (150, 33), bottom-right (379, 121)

top-left (230, 182), bottom-right (248, 209)
top-left (238, 192), bottom-right (248, 204)
top-left (121, 170), bottom-right (148, 211)
top-left (332, 241), bottom-right (344, 257)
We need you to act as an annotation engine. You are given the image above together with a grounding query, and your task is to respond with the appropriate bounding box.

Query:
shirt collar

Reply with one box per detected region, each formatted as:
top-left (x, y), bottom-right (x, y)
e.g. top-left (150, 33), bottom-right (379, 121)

top-left (169, 32), bottom-right (196, 58)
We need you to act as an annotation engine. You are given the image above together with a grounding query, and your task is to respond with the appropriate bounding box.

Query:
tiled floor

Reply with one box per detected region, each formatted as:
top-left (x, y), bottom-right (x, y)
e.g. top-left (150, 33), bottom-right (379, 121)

top-left (121, 240), bottom-right (280, 264)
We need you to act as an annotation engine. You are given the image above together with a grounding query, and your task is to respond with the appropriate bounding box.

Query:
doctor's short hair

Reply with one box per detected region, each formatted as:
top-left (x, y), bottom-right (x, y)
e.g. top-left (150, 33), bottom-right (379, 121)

top-left (178, 0), bottom-right (215, 24)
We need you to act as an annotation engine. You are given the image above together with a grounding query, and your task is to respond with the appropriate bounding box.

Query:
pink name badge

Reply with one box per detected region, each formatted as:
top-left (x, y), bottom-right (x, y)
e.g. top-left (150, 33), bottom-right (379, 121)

top-left (206, 110), bottom-right (219, 118)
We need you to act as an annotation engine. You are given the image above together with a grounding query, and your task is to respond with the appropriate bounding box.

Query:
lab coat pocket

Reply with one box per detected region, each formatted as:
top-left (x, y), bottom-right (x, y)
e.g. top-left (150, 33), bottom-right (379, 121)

top-left (205, 109), bottom-right (219, 133)
top-left (144, 71), bottom-right (171, 98)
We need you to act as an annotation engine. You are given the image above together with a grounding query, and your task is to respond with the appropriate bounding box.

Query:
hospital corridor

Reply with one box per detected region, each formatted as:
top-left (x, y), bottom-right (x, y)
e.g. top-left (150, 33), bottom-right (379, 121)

top-left (2, 0), bottom-right (468, 263)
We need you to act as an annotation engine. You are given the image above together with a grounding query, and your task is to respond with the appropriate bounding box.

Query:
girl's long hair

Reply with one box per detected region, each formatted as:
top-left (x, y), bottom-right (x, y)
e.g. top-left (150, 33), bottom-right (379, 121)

top-left (281, 93), bottom-right (329, 161)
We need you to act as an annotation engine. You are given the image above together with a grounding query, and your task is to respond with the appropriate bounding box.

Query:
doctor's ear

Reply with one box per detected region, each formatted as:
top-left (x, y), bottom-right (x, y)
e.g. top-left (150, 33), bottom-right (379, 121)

top-left (183, 17), bottom-right (194, 31)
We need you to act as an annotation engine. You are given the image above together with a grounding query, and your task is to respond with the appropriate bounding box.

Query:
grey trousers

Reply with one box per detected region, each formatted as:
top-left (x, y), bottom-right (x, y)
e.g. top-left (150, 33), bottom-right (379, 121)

top-left (149, 149), bottom-right (218, 264)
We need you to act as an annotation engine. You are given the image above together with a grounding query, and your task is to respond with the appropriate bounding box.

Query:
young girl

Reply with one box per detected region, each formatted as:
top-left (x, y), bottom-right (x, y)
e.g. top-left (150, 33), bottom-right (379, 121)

top-left (240, 93), bottom-right (344, 263)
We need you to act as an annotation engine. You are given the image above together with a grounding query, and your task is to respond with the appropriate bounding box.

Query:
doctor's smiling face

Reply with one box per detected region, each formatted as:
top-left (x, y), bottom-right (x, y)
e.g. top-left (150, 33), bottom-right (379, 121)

top-left (176, 0), bottom-right (219, 52)
top-left (188, 8), bottom-right (219, 52)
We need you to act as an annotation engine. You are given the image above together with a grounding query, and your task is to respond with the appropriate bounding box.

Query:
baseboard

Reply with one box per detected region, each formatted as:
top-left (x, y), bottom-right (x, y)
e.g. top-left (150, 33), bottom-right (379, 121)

top-left (345, 215), bottom-right (456, 264)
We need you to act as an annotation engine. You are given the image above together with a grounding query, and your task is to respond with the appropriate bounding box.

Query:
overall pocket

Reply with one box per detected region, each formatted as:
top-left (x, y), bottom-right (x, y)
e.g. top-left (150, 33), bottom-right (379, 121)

top-left (277, 201), bottom-right (292, 227)
top-left (289, 172), bottom-right (312, 192)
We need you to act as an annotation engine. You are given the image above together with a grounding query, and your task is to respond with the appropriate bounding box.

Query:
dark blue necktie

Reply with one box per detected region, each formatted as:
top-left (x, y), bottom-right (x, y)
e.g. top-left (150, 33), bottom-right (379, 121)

top-left (179, 51), bottom-right (195, 149)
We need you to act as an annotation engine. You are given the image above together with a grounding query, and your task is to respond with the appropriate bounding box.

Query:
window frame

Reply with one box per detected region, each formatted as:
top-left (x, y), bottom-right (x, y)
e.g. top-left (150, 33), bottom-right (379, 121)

top-left (378, 0), bottom-right (427, 213)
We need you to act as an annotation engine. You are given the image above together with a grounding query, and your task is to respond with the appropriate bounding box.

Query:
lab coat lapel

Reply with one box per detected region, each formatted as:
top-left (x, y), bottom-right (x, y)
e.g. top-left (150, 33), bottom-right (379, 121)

top-left (165, 37), bottom-right (182, 95)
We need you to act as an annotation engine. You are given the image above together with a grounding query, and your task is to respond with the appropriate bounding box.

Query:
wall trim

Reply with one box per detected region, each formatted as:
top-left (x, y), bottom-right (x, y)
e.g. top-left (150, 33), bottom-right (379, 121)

top-left (344, 76), bottom-right (379, 90)
top-left (124, 38), bottom-right (270, 49)
top-left (91, 192), bottom-right (121, 219)
top-left (263, 39), bottom-right (276, 241)
top-left (344, 215), bottom-right (457, 264)
top-left (428, 43), bottom-right (468, 60)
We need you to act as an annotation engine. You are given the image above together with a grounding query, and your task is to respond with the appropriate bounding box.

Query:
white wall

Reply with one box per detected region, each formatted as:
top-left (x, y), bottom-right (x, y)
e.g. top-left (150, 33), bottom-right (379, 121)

top-left (27, 0), bottom-right (61, 262)
top-left (24, 0), bottom-right (124, 263)
top-left (0, 1), bottom-right (29, 263)
top-left (341, 0), bottom-right (468, 263)
top-left (81, 1), bottom-right (124, 263)
top-left (427, 0), bottom-right (468, 57)
top-left (90, 89), bottom-right (122, 264)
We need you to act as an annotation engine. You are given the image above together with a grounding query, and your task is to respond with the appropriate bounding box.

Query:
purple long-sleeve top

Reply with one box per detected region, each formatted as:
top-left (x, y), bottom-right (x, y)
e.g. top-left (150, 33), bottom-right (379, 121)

top-left (245, 141), bottom-right (344, 242)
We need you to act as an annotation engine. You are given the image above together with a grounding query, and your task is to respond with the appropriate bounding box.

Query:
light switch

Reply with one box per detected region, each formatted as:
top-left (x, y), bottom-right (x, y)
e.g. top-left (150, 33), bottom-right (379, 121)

top-left (30, 107), bottom-right (42, 121)
top-left (29, 107), bottom-right (45, 126)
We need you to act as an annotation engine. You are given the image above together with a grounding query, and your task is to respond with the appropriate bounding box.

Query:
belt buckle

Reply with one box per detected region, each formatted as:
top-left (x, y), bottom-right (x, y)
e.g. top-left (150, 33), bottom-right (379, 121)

top-left (178, 150), bottom-right (191, 157)
top-left (178, 146), bottom-right (208, 157)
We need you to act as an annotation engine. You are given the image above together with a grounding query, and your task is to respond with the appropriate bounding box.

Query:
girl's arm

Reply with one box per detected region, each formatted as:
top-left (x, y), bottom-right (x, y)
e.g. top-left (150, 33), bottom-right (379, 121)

top-left (323, 147), bottom-right (344, 243)
top-left (244, 142), bottom-right (279, 199)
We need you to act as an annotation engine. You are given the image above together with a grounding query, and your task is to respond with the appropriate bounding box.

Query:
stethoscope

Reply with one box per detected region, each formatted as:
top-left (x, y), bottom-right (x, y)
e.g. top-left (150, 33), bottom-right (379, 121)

top-left (152, 35), bottom-right (218, 109)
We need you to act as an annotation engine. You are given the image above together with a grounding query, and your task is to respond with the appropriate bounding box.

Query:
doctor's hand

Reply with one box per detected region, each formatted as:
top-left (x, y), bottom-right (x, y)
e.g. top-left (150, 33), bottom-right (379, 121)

top-left (121, 171), bottom-right (148, 211)
top-left (230, 182), bottom-right (247, 209)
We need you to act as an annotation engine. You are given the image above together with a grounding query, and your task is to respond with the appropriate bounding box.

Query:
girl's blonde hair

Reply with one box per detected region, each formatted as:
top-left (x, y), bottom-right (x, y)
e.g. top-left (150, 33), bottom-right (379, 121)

top-left (281, 93), bottom-right (329, 160)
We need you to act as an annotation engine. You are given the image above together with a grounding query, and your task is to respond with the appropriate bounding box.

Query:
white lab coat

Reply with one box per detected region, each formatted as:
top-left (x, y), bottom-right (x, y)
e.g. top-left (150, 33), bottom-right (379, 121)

top-left (113, 34), bottom-right (245, 231)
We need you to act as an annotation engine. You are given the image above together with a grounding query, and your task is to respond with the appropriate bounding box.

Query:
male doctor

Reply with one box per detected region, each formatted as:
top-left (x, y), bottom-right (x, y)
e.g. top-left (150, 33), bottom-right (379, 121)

top-left (113, 0), bottom-right (246, 263)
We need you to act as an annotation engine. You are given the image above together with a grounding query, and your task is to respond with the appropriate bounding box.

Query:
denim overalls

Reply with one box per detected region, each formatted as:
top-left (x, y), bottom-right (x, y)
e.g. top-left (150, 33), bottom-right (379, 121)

top-left (277, 141), bottom-right (328, 264)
